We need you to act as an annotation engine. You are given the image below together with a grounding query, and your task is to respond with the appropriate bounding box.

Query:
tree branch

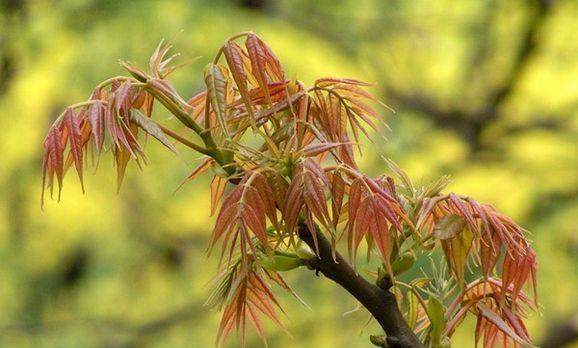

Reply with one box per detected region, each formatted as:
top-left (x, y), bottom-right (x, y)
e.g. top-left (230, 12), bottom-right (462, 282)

top-left (298, 223), bottom-right (424, 348)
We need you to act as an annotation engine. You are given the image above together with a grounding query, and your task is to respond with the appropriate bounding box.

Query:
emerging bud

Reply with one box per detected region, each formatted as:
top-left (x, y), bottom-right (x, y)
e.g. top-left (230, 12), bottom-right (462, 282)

top-left (259, 254), bottom-right (304, 272)
top-left (369, 334), bottom-right (386, 347)
top-left (296, 241), bottom-right (316, 260)
top-left (391, 253), bottom-right (416, 276)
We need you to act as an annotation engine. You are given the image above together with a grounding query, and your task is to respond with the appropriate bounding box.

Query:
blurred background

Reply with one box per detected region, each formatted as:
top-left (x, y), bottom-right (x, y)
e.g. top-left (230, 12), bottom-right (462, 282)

top-left (0, 0), bottom-right (576, 347)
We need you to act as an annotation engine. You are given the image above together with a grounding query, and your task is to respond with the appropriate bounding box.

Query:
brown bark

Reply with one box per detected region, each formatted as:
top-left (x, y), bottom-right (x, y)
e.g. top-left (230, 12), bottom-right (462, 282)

top-left (298, 223), bottom-right (424, 348)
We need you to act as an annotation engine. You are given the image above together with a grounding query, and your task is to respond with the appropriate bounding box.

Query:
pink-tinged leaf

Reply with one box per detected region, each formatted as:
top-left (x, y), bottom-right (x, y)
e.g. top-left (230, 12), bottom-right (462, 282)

top-left (283, 173), bottom-right (304, 237)
top-left (302, 162), bottom-right (330, 225)
top-left (449, 193), bottom-right (478, 235)
top-left (345, 176), bottom-right (406, 269)
top-left (210, 171), bottom-right (277, 263)
top-left (480, 228), bottom-right (502, 278)
top-left (246, 33), bottom-right (271, 105)
top-left (63, 108), bottom-right (85, 192)
top-left (41, 125), bottom-right (65, 203)
top-left (347, 179), bottom-right (362, 259)
top-left (210, 176), bottom-right (228, 217)
top-left (114, 80), bottom-right (132, 114)
top-left (252, 173), bottom-right (280, 232)
top-left (331, 172), bottom-right (345, 229)
top-left (113, 144), bottom-right (131, 191)
top-left (303, 175), bottom-right (329, 227)
top-left (87, 101), bottom-right (104, 153)
top-left (223, 41), bottom-right (249, 92)
top-left (502, 307), bottom-right (531, 343)
top-left (267, 171), bottom-right (288, 211)
top-left (476, 303), bottom-right (530, 345)
top-left (177, 157), bottom-right (214, 190)
top-left (257, 38), bottom-right (284, 82)
top-left (213, 259), bottom-right (286, 348)
top-left (223, 41), bottom-right (258, 125)
top-left (302, 142), bottom-right (347, 158)
top-left (315, 77), bottom-right (373, 87)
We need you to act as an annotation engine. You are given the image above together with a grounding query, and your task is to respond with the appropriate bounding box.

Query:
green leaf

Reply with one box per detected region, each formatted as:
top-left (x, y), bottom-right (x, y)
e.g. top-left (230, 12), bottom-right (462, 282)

top-left (259, 254), bottom-right (304, 272)
top-left (391, 253), bottom-right (416, 276)
top-left (131, 110), bottom-right (177, 153)
top-left (204, 63), bottom-right (230, 137)
top-left (406, 290), bottom-right (420, 329)
top-left (427, 295), bottom-right (446, 346)
top-left (296, 241), bottom-right (316, 260)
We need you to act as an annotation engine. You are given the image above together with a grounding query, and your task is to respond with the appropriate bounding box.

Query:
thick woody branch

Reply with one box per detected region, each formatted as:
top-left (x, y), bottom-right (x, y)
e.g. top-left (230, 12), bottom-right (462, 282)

top-left (298, 224), bottom-right (424, 348)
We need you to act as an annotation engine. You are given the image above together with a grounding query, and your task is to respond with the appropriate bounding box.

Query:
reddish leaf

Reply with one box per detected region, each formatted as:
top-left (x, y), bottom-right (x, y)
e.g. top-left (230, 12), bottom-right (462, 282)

top-left (41, 125), bottom-right (65, 203)
top-left (331, 172), bottom-right (345, 229)
top-left (210, 171), bottom-right (278, 263)
top-left (246, 33), bottom-right (271, 105)
top-left (476, 303), bottom-right (530, 345)
top-left (315, 77), bottom-right (373, 87)
top-left (63, 108), bottom-right (85, 192)
top-left (302, 142), bottom-right (347, 158)
top-left (87, 101), bottom-right (104, 153)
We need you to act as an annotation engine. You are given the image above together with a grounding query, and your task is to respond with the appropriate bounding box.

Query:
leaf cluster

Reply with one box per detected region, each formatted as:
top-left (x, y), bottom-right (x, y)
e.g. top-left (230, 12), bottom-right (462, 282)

top-left (42, 32), bottom-right (538, 348)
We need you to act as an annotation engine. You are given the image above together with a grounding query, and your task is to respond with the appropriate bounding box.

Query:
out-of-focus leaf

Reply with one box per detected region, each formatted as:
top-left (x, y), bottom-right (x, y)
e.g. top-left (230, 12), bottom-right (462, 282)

top-left (63, 107), bottom-right (85, 192)
top-left (427, 295), bottom-right (446, 346)
top-left (391, 253), bottom-right (416, 276)
top-left (210, 175), bottom-right (227, 217)
top-left (302, 142), bottom-right (347, 157)
top-left (41, 125), bottom-right (65, 202)
top-left (434, 214), bottom-right (466, 240)
top-left (87, 101), bottom-right (104, 154)
top-left (476, 303), bottom-right (531, 346)
top-left (407, 290), bottom-right (421, 329)
top-left (176, 157), bottom-right (214, 191)
top-left (113, 144), bottom-right (131, 191)
top-left (442, 226), bottom-right (474, 285)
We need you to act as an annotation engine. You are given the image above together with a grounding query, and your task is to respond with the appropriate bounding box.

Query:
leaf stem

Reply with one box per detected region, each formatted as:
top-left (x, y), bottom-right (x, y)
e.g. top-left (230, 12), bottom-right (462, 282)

top-left (157, 124), bottom-right (212, 156)
top-left (96, 76), bottom-right (136, 89)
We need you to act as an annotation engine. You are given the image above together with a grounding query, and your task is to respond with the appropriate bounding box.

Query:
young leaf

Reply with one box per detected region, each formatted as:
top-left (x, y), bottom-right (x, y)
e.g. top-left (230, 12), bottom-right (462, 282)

top-left (131, 109), bottom-right (177, 153)
top-left (204, 63), bottom-right (230, 137)
top-left (63, 107), bottom-right (85, 192)
top-left (427, 295), bottom-right (446, 346)
top-left (42, 125), bottom-right (65, 202)
top-left (434, 215), bottom-right (466, 240)
top-left (476, 303), bottom-right (531, 345)
top-left (441, 226), bottom-right (474, 286)
top-left (87, 100), bottom-right (105, 154)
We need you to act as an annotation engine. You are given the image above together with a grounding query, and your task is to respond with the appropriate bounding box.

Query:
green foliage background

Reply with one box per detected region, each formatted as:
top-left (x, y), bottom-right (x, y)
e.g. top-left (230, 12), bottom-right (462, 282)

top-left (0, 0), bottom-right (576, 347)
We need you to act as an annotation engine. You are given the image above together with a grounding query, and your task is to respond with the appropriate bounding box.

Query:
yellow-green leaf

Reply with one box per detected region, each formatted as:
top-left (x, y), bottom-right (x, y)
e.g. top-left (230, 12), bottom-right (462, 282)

top-left (131, 110), bottom-right (177, 153)
top-left (204, 63), bottom-right (230, 137)
top-left (434, 214), bottom-right (466, 240)
top-left (427, 295), bottom-right (446, 346)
